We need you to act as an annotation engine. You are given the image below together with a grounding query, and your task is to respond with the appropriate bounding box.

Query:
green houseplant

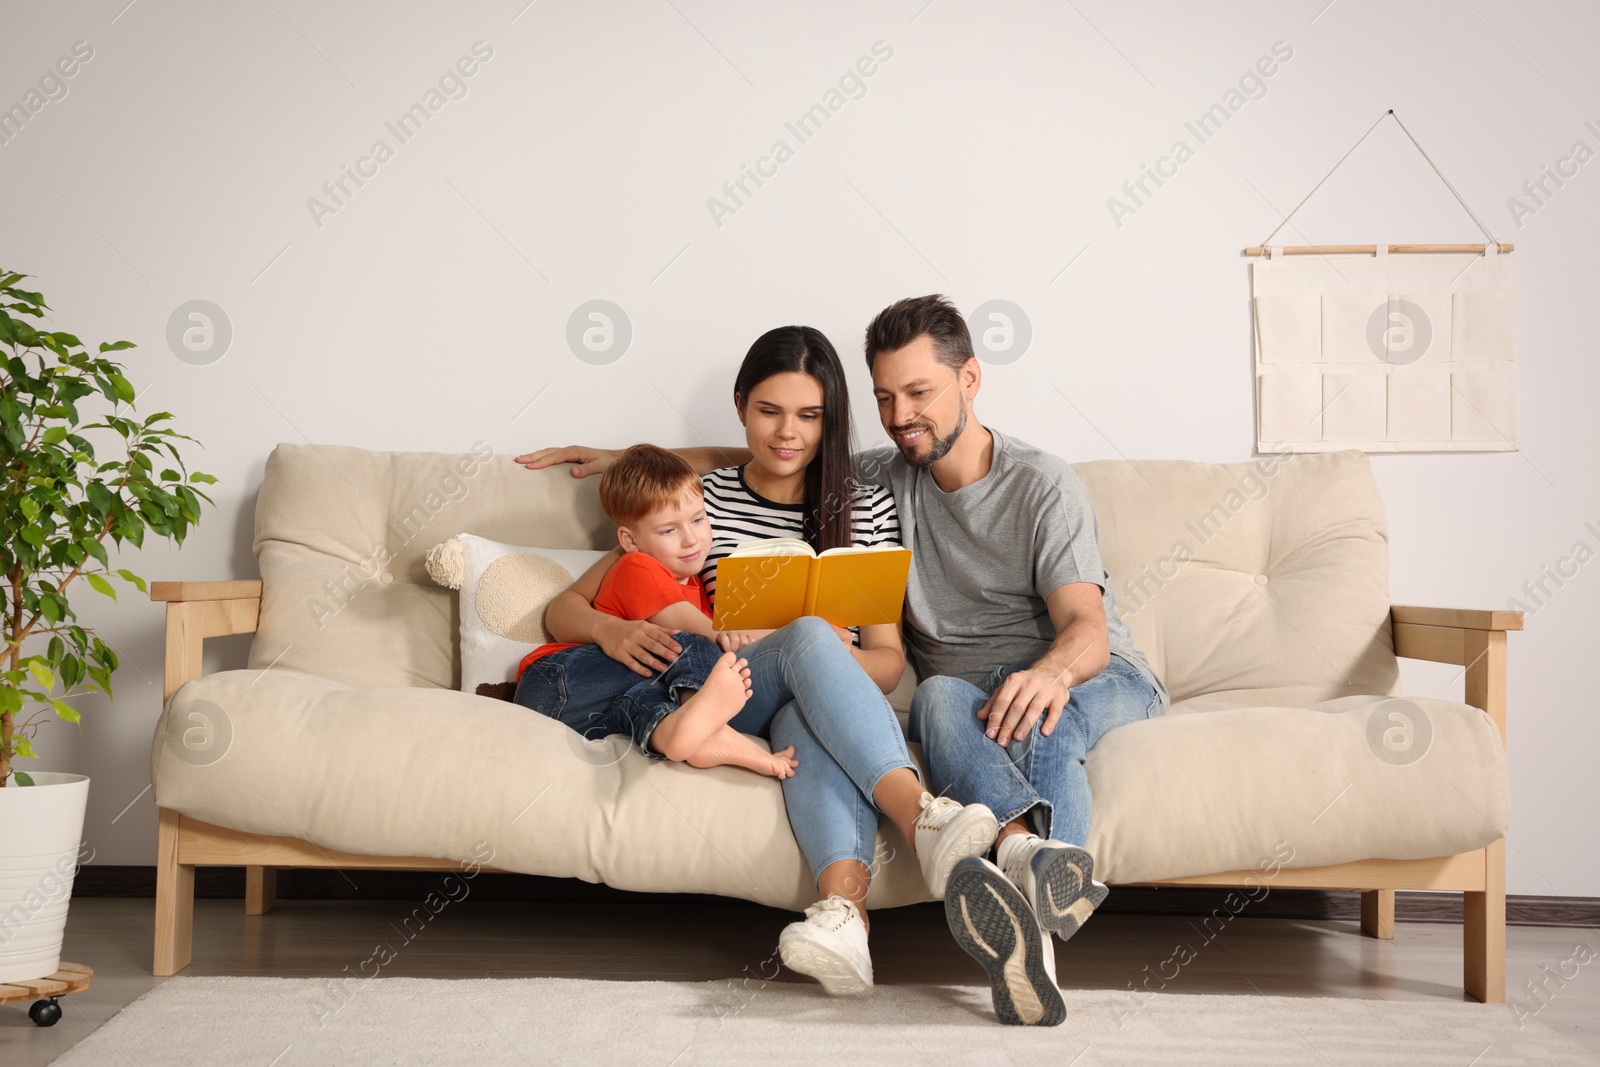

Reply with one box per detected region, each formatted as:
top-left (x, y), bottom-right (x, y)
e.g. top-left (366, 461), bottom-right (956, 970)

top-left (2, 270), bottom-right (215, 786)
top-left (1, 269), bottom-right (215, 982)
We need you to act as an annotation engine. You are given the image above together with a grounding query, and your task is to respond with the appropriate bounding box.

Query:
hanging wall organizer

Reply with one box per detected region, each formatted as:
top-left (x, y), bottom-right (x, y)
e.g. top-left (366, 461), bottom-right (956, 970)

top-left (1247, 111), bottom-right (1518, 453)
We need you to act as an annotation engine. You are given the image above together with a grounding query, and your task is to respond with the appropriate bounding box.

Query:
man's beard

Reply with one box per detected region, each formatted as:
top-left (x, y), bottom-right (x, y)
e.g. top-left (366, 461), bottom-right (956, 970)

top-left (895, 401), bottom-right (968, 468)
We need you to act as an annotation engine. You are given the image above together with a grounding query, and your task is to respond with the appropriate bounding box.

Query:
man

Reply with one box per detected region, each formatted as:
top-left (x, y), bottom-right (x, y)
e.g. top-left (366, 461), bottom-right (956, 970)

top-left (857, 294), bottom-right (1167, 1026)
top-left (517, 294), bottom-right (1167, 1027)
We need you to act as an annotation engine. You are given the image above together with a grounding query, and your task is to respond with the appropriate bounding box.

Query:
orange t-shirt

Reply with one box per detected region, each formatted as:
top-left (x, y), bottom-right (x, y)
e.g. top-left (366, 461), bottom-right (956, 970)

top-left (516, 552), bottom-right (713, 680)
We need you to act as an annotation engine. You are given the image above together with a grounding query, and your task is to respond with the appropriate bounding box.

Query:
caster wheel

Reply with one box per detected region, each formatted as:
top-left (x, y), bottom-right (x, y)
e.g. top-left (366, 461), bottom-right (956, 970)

top-left (29, 998), bottom-right (63, 1027)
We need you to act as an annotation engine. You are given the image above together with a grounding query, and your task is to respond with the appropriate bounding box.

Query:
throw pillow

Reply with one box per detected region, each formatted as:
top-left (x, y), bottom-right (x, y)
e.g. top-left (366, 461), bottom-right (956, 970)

top-left (425, 534), bottom-right (608, 695)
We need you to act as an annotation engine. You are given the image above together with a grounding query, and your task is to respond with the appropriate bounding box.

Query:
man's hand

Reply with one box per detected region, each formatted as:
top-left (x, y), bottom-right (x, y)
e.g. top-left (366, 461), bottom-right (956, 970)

top-left (978, 667), bottom-right (1072, 747)
top-left (595, 616), bottom-right (681, 676)
top-left (515, 445), bottom-right (619, 478)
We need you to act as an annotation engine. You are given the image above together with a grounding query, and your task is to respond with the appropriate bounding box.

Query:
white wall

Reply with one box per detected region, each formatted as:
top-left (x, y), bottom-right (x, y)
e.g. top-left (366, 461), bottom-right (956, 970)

top-left (3, 0), bottom-right (1595, 896)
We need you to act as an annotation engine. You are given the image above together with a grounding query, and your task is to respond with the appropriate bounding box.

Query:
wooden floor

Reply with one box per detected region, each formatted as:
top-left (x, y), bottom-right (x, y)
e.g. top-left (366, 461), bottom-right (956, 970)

top-left (5, 897), bottom-right (1597, 1064)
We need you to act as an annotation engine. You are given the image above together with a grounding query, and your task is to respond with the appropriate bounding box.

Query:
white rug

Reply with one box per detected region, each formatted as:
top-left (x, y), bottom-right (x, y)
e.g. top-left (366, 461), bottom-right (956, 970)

top-left (49, 976), bottom-right (1598, 1066)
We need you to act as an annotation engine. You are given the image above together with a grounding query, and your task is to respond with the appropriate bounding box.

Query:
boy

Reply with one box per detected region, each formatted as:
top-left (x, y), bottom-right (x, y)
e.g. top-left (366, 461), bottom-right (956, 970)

top-left (513, 445), bottom-right (796, 778)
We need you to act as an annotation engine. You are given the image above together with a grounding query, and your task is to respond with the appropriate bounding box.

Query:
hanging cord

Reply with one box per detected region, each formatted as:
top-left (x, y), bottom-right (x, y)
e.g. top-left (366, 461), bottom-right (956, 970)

top-left (1258, 109), bottom-right (1499, 247)
top-left (1387, 110), bottom-right (1499, 244)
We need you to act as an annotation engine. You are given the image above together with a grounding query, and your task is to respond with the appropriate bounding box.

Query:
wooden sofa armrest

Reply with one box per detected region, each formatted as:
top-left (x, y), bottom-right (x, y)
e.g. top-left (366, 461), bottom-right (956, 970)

top-left (153, 581), bottom-right (263, 700)
top-left (1390, 605), bottom-right (1523, 631)
top-left (150, 580), bottom-right (263, 603)
top-left (1389, 604), bottom-right (1522, 745)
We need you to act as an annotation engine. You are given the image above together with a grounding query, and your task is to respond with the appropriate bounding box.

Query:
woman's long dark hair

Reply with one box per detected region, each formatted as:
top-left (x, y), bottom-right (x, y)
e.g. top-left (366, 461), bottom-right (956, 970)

top-left (733, 326), bottom-right (857, 553)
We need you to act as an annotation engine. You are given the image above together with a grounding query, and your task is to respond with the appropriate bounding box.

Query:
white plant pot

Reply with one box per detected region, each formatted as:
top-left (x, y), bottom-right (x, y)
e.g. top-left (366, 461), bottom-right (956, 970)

top-left (0, 772), bottom-right (90, 982)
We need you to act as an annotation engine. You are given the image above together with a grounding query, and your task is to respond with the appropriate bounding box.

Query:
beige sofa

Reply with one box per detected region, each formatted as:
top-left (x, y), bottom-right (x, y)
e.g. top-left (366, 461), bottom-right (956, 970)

top-left (148, 444), bottom-right (1518, 1001)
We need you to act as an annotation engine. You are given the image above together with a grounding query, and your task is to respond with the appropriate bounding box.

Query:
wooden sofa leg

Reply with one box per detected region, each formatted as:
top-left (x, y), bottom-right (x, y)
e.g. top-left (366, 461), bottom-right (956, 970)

top-left (154, 808), bottom-right (194, 976)
top-left (1360, 889), bottom-right (1395, 939)
top-left (245, 866), bottom-right (277, 916)
top-left (1464, 841), bottom-right (1506, 1003)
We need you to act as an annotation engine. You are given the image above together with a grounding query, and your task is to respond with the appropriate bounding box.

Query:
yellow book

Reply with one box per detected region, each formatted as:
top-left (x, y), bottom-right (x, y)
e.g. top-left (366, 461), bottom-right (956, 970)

top-left (711, 539), bottom-right (912, 631)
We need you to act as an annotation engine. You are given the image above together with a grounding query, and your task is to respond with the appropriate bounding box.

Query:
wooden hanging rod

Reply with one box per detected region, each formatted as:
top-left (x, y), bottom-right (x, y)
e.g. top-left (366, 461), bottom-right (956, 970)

top-left (1242, 243), bottom-right (1513, 257)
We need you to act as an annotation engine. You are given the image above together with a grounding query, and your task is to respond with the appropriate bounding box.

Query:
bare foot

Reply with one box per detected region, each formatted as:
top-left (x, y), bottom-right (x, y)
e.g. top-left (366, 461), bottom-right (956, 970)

top-left (686, 726), bottom-right (798, 779)
top-left (648, 653), bottom-right (753, 762)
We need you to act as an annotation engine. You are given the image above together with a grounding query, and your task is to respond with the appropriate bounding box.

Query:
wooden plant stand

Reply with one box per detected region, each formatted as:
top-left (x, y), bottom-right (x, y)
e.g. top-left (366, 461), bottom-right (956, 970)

top-left (0, 962), bottom-right (93, 1027)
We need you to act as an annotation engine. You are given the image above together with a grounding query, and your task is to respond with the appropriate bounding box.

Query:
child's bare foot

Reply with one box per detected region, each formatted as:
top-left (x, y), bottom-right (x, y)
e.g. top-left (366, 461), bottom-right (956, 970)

top-left (648, 653), bottom-right (753, 761)
top-left (686, 726), bottom-right (798, 779)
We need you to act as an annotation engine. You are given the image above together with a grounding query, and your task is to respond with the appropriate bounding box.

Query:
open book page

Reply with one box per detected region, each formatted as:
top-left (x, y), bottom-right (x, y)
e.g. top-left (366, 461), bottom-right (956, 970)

top-left (726, 538), bottom-right (814, 558)
top-left (818, 544), bottom-right (904, 557)
top-left (725, 538), bottom-right (904, 559)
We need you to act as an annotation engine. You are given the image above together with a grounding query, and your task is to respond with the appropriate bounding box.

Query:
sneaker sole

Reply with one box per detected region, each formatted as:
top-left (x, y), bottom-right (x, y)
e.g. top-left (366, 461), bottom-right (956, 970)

top-left (944, 857), bottom-right (1066, 1027)
top-left (779, 932), bottom-right (872, 996)
top-left (922, 807), bottom-right (1001, 897)
top-left (1031, 845), bottom-right (1109, 943)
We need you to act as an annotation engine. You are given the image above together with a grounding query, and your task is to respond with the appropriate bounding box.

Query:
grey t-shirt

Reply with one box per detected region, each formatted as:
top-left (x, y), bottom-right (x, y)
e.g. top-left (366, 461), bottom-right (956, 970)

top-left (856, 428), bottom-right (1167, 706)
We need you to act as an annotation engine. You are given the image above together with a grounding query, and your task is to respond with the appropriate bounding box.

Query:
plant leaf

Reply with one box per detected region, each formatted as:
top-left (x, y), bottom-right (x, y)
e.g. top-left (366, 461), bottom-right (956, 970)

top-left (83, 538), bottom-right (109, 567)
top-left (86, 573), bottom-right (117, 601)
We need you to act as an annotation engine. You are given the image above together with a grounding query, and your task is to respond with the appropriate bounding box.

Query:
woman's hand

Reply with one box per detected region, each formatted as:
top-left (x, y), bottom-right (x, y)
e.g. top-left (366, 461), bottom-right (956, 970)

top-left (715, 630), bottom-right (769, 653)
top-left (830, 624), bottom-right (854, 647)
top-left (515, 445), bottom-right (619, 478)
top-left (595, 615), bottom-right (682, 676)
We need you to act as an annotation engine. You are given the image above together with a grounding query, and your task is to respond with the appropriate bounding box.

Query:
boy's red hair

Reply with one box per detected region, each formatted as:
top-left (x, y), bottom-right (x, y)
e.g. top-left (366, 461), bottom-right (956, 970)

top-left (597, 444), bottom-right (703, 526)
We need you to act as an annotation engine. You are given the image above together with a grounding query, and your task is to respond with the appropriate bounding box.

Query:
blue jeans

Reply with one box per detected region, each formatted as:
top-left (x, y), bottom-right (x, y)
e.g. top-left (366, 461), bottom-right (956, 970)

top-left (908, 654), bottom-right (1162, 847)
top-left (513, 633), bottom-right (724, 760)
top-left (726, 616), bottom-right (917, 886)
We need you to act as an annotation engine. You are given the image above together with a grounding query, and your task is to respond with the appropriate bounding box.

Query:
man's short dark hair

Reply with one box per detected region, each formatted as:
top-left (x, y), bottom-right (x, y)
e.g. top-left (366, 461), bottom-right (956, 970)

top-left (864, 294), bottom-right (974, 373)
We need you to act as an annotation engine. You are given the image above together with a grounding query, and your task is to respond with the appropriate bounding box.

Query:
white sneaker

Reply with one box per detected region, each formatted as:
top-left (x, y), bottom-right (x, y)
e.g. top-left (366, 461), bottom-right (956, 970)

top-left (996, 833), bottom-right (1109, 944)
top-left (914, 794), bottom-right (1000, 897)
top-left (778, 896), bottom-right (873, 996)
top-left (944, 856), bottom-right (1066, 1027)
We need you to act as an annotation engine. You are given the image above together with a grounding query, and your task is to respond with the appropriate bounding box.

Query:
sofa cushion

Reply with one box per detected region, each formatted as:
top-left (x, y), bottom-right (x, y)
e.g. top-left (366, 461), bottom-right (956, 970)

top-left (151, 668), bottom-right (927, 910)
top-left (1084, 695), bottom-right (1510, 882)
top-left (1075, 450), bottom-right (1400, 706)
top-left (250, 444), bottom-right (610, 690)
top-left (152, 672), bottom-right (1509, 904)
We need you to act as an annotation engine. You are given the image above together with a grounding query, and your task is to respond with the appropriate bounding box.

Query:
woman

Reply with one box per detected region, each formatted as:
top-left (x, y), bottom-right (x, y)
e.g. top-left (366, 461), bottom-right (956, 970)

top-left (523, 326), bottom-right (999, 995)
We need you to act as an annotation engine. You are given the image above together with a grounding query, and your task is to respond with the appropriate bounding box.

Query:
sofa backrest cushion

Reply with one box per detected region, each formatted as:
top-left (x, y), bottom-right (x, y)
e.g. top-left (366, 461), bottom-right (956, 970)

top-left (251, 444), bottom-right (610, 689)
top-left (1075, 450), bottom-right (1399, 706)
top-left (249, 444), bottom-right (1399, 704)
